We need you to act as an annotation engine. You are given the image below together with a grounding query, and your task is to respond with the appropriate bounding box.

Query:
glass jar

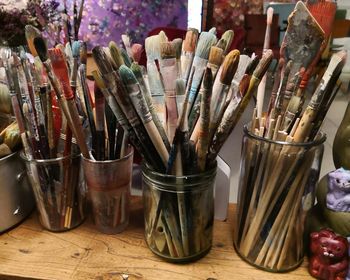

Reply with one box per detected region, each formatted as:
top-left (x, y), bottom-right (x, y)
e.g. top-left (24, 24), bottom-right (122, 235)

top-left (21, 152), bottom-right (86, 232)
top-left (233, 125), bottom-right (326, 272)
top-left (142, 164), bottom-right (217, 262)
top-left (82, 146), bottom-right (134, 234)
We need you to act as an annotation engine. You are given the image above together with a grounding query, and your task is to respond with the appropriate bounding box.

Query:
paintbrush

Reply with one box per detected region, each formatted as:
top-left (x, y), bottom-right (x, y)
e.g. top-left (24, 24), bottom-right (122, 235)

top-left (92, 47), bottom-right (165, 171)
top-left (172, 38), bottom-right (183, 78)
top-left (160, 42), bottom-right (179, 141)
top-left (33, 36), bottom-right (90, 158)
top-left (256, 7), bottom-right (273, 118)
top-left (109, 41), bottom-right (125, 69)
top-left (74, 0), bottom-right (84, 40)
top-left (207, 50), bottom-right (273, 164)
top-left (221, 29), bottom-right (234, 54)
top-left (187, 30), bottom-right (217, 113)
top-left (130, 62), bottom-right (170, 151)
top-left (79, 42), bottom-right (97, 152)
top-left (119, 65), bottom-right (169, 167)
top-left (25, 25), bottom-right (41, 57)
top-left (121, 34), bottom-right (133, 60)
top-left (120, 48), bottom-right (132, 68)
top-left (181, 28), bottom-right (199, 85)
top-left (65, 43), bottom-right (74, 74)
top-left (145, 33), bottom-right (166, 97)
top-left (207, 46), bottom-right (224, 79)
top-left (294, 50), bottom-right (347, 143)
top-left (279, 1), bottom-right (325, 115)
top-left (131, 43), bottom-right (143, 63)
top-left (94, 83), bottom-right (105, 160)
top-left (267, 58), bottom-right (284, 116)
top-left (208, 50), bottom-right (240, 140)
top-left (197, 68), bottom-right (213, 172)
top-left (104, 102), bottom-right (117, 159)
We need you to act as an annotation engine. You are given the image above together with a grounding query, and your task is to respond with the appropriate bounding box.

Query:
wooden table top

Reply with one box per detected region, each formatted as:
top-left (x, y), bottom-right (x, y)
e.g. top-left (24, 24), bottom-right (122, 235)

top-left (0, 198), bottom-right (312, 280)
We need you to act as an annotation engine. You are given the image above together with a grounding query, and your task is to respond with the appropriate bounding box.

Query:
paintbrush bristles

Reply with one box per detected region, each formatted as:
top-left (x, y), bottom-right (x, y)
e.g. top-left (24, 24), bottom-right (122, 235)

top-left (208, 47), bottom-right (223, 67)
top-left (33, 37), bottom-right (48, 62)
top-left (172, 39), bottom-right (183, 60)
top-left (267, 7), bottom-right (274, 25)
top-left (72, 41), bottom-right (81, 58)
top-left (160, 42), bottom-right (176, 59)
top-left (92, 46), bottom-right (114, 75)
top-left (221, 30), bottom-right (234, 54)
top-left (220, 50), bottom-right (240, 85)
top-left (80, 42), bottom-right (87, 65)
top-left (109, 41), bottom-right (125, 68)
top-left (183, 28), bottom-right (199, 52)
top-left (25, 25), bottom-right (41, 57)
top-left (254, 49), bottom-right (273, 79)
top-left (195, 31), bottom-right (218, 59)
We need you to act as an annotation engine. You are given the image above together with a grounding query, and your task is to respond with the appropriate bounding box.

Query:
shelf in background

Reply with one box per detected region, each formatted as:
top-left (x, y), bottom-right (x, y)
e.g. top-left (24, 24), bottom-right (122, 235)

top-left (0, 197), bottom-right (312, 280)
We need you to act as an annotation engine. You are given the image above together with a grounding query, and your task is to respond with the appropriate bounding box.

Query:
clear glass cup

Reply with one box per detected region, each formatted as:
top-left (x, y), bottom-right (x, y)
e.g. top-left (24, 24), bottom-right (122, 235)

top-left (21, 152), bottom-right (86, 232)
top-left (233, 125), bottom-right (326, 272)
top-left (82, 146), bottom-right (134, 234)
top-left (142, 164), bottom-right (217, 263)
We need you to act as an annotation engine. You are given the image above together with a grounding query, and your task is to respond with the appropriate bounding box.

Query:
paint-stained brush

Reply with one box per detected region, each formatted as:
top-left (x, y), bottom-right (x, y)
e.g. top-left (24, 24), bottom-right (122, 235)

top-left (181, 28), bottom-right (199, 85)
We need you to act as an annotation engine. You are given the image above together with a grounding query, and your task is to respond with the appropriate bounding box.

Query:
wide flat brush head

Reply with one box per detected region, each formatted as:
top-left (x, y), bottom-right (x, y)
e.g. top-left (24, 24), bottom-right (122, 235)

top-left (119, 65), bottom-right (138, 85)
top-left (208, 46), bottom-right (223, 67)
top-left (220, 49), bottom-right (240, 85)
top-left (72, 41), bottom-right (81, 59)
top-left (183, 28), bottom-right (199, 52)
top-left (221, 30), bottom-right (234, 54)
top-left (92, 46), bottom-right (114, 75)
top-left (307, 0), bottom-right (336, 37)
top-left (33, 37), bottom-right (48, 62)
top-left (171, 39), bottom-right (182, 60)
top-left (160, 42), bottom-right (175, 59)
top-left (25, 25), bottom-right (41, 57)
top-left (195, 31), bottom-right (217, 59)
top-left (253, 49), bottom-right (273, 80)
top-left (109, 41), bottom-right (124, 69)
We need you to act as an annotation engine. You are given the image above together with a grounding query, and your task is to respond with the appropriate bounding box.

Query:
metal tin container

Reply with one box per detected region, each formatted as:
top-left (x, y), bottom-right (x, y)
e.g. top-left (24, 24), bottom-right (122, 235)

top-left (0, 152), bottom-right (35, 233)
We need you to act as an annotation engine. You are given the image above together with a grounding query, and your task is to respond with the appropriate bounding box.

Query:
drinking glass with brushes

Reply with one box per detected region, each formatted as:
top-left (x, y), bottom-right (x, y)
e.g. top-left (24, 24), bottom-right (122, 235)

top-left (233, 1), bottom-right (347, 272)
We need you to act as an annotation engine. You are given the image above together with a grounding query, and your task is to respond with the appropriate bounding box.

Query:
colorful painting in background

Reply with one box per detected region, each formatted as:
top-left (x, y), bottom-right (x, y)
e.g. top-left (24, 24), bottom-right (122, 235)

top-left (71, 0), bottom-right (188, 49)
top-left (212, 0), bottom-right (262, 34)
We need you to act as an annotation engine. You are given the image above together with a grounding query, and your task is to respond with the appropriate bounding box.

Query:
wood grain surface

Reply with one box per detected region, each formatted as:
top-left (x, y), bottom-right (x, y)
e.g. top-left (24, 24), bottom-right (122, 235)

top-left (0, 198), bottom-right (312, 280)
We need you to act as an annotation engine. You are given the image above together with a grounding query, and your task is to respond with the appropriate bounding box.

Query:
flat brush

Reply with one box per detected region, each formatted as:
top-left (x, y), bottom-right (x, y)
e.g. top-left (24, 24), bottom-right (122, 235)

top-left (208, 50), bottom-right (273, 164)
top-left (33, 36), bottom-right (90, 158)
top-left (130, 62), bottom-right (170, 151)
top-left (172, 38), bottom-right (183, 78)
top-left (121, 34), bottom-right (133, 60)
top-left (109, 41), bottom-right (125, 69)
top-left (119, 65), bottom-right (169, 167)
top-left (207, 46), bottom-right (224, 79)
top-left (181, 28), bottom-right (199, 85)
top-left (221, 29), bottom-right (234, 55)
top-left (187, 30), bottom-right (217, 113)
top-left (160, 42), bottom-right (179, 141)
top-left (131, 43), bottom-right (143, 63)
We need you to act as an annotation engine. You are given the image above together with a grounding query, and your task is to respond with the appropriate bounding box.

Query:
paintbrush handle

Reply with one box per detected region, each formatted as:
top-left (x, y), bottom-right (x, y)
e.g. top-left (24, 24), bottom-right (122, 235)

top-left (188, 57), bottom-right (208, 110)
top-left (181, 52), bottom-right (194, 85)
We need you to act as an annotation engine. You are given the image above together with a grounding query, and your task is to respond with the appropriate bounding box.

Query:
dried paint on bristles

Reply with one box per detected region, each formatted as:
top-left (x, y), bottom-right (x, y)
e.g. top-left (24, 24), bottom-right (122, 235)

top-left (208, 46), bottom-right (223, 67)
top-left (160, 42), bottom-right (175, 59)
top-left (221, 30), bottom-right (234, 54)
top-left (215, 38), bottom-right (226, 50)
top-left (220, 49), bottom-right (240, 85)
top-left (80, 42), bottom-right (87, 65)
top-left (195, 31), bottom-right (217, 59)
top-left (253, 49), bottom-right (273, 80)
top-left (25, 25), bottom-right (41, 57)
top-left (208, 27), bottom-right (217, 35)
top-left (109, 41), bottom-right (124, 68)
top-left (171, 38), bottom-right (182, 60)
top-left (245, 56), bottom-right (260, 75)
top-left (119, 65), bottom-right (138, 85)
top-left (120, 48), bottom-right (132, 67)
top-left (131, 43), bottom-right (143, 63)
top-left (183, 28), bottom-right (199, 52)
top-left (92, 46), bottom-right (114, 75)
top-left (92, 70), bottom-right (106, 90)
top-left (203, 67), bottom-right (213, 89)
top-left (33, 37), bottom-right (48, 62)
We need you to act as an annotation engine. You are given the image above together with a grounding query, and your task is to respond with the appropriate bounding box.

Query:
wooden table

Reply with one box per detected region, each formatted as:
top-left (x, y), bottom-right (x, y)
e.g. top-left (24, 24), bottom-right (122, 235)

top-left (0, 199), bottom-right (312, 280)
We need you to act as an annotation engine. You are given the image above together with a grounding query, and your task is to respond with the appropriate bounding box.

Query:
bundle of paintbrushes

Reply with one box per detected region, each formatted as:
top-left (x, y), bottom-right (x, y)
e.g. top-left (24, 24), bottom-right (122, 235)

top-left (86, 23), bottom-right (274, 257)
top-left (234, 1), bottom-right (347, 271)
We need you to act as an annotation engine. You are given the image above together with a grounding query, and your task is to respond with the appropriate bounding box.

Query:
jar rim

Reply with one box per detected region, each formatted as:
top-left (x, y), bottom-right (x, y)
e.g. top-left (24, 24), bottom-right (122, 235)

top-left (243, 124), bottom-right (326, 147)
top-left (20, 151), bottom-right (81, 164)
top-left (81, 146), bottom-right (134, 164)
